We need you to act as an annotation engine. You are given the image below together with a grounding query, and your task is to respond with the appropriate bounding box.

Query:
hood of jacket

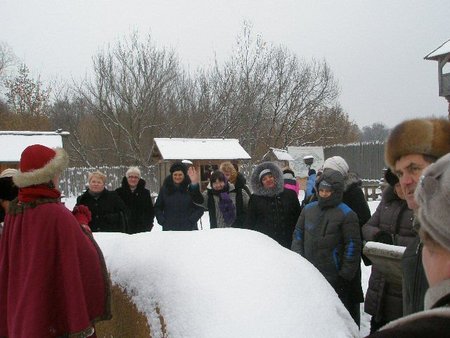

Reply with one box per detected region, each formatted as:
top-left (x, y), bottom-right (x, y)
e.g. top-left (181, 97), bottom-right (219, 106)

top-left (316, 168), bottom-right (344, 208)
top-left (344, 171), bottom-right (362, 192)
top-left (250, 162), bottom-right (284, 197)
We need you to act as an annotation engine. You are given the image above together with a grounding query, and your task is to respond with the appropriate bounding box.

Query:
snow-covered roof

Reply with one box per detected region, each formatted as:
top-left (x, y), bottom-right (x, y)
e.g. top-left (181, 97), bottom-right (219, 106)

top-left (424, 39), bottom-right (450, 60)
top-left (0, 131), bottom-right (68, 162)
top-left (265, 147), bottom-right (294, 161)
top-left (152, 138), bottom-right (251, 160)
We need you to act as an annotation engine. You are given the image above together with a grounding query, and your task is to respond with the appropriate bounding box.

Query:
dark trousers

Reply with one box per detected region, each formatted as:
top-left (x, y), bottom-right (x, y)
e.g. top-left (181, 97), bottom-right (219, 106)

top-left (339, 294), bottom-right (361, 328)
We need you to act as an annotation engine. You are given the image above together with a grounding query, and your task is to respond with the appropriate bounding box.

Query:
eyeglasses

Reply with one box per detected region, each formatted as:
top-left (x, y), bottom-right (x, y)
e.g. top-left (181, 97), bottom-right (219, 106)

top-left (127, 175), bottom-right (139, 179)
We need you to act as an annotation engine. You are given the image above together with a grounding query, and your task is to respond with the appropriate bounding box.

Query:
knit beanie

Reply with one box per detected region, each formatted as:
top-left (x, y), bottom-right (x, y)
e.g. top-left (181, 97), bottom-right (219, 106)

top-left (282, 168), bottom-right (295, 179)
top-left (385, 118), bottom-right (450, 169)
top-left (259, 169), bottom-right (272, 182)
top-left (170, 161), bottom-right (187, 176)
top-left (318, 180), bottom-right (333, 191)
top-left (415, 153), bottom-right (450, 251)
top-left (323, 156), bottom-right (349, 177)
top-left (13, 144), bottom-right (69, 188)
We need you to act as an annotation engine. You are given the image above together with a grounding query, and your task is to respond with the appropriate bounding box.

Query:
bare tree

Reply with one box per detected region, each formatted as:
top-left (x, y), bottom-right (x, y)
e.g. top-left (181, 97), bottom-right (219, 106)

top-left (190, 23), bottom-right (341, 159)
top-left (0, 42), bottom-right (16, 78)
top-left (77, 32), bottom-right (183, 165)
top-left (5, 64), bottom-right (50, 117)
top-left (360, 122), bottom-right (390, 142)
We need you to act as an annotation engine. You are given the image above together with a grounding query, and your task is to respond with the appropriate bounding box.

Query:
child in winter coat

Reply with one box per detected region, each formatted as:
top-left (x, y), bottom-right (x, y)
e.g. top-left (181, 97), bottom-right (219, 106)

top-left (291, 168), bottom-right (362, 326)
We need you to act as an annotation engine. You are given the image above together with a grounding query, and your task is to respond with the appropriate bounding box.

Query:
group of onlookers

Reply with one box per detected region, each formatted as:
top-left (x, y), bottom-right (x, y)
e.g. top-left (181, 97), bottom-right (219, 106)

top-left (0, 116), bottom-right (448, 337)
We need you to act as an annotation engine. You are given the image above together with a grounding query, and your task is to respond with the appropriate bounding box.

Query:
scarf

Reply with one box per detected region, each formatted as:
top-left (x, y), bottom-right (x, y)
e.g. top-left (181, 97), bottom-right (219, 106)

top-left (218, 191), bottom-right (236, 226)
top-left (18, 184), bottom-right (61, 203)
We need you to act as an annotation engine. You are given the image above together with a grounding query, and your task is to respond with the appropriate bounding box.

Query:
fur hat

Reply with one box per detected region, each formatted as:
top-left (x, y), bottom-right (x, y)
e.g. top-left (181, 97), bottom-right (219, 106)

top-left (170, 161), bottom-right (187, 176)
top-left (13, 145), bottom-right (69, 188)
top-left (385, 118), bottom-right (450, 169)
top-left (250, 162), bottom-right (284, 197)
top-left (323, 156), bottom-right (349, 177)
top-left (415, 153), bottom-right (450, 251)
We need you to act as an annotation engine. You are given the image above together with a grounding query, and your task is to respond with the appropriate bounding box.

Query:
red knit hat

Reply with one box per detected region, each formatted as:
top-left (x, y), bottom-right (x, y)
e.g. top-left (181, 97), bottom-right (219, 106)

top-left (13, 144), bottom-right (69, 188)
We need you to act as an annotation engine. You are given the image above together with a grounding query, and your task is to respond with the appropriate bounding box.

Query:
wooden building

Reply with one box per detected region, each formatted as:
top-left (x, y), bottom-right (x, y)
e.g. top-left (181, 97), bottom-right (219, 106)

top-left (0, 130), bottom-right (69, 173)
top-left (425, 38), bottom-right (450, 118)
top-left (150, 138), bottom-right (251, 190)
top-left (261, 147), bottom-right (294, 169)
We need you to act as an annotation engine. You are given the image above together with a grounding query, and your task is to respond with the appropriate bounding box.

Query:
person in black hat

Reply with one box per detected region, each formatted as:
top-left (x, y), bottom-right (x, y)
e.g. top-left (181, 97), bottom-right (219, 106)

top-left (154, 161), bottom-right (204, 231)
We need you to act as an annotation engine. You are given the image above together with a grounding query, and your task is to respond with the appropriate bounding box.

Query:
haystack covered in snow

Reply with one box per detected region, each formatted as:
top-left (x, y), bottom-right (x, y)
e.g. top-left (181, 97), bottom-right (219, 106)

top-left (94, 229), bottom-right (359, 338)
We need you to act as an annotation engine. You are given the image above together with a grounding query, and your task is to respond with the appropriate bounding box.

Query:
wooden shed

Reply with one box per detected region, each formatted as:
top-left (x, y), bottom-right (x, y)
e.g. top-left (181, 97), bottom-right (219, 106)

top-left (0, 130), bottom-right (69, 173)
top-left (261, 147), bottom-right (294, 169)
top-left (150, 138), bottom-right (251, 190)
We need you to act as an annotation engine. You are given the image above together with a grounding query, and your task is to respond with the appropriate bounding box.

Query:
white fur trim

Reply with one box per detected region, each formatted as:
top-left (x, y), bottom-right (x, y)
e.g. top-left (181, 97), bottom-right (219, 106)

top-left (13, 148), bottom-right (69, 188)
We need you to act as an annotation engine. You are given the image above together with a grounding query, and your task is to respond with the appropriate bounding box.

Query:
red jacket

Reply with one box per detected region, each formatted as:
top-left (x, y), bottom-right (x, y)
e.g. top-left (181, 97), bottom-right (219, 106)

top-left (0, 198), bottom-right (111, 338)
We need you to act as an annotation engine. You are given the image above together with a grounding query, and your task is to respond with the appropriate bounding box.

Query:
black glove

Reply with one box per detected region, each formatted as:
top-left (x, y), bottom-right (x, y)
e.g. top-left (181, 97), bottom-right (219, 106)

top-left (373, 230), bottom-right (393, 245)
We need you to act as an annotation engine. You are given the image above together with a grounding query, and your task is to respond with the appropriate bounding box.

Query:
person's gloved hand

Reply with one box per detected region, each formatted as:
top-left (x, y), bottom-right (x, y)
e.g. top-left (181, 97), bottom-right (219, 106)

top-left (374, 230), bottom-right (393, 245)
top-left (72, 205), bottom-right (92, 226)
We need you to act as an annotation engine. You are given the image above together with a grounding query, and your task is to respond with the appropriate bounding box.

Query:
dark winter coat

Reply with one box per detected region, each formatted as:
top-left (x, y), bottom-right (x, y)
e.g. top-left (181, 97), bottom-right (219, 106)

top-left (154, 175), bottom-right (204, 231)
top-left (366, 279), bottom-right (450, 338)
top-left (77, 188), bottom-right (128, 232)
top-left (362, 185), bottom-right (416, 322)
top-left (246, 162), bottom-right (301, 249)
top-left (233, 172), bottom-right (252, 196)
top-left (343, 172), bottom-right (371, 227)
top-left (192, 182), bottom-right (250, 229)
top-left (115, 177), bottom-right (154, 234)
top-left (401, 225), bottom-right (429, 316)
top-left (343, 172), bottom-right (371, 304)
top-left (292, 169), bottom-right (362, 308)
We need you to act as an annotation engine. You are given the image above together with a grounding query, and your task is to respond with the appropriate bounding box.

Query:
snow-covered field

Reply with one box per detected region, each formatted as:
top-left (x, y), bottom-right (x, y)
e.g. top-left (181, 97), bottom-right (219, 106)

top-left (63, 196), bottom-right (378, 337)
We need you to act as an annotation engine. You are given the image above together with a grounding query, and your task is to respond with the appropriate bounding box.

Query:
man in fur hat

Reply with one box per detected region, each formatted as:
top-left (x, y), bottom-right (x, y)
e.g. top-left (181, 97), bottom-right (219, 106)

top-left (0, 144), bottom-right (111, 337)
top-left (384, 118), bottom-right (450, 316)
top-left (367, 153), bottom-right (450, 337)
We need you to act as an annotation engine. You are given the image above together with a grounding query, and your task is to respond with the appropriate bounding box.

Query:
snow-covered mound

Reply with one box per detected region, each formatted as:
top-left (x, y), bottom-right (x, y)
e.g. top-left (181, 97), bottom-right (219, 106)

top-left (94, 229), bottom-right (359, 338)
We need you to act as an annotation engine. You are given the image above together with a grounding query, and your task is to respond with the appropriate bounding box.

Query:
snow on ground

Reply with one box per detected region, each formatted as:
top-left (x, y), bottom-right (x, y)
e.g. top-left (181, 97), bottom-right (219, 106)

top-left (63, 196), bottom-right (380, 337)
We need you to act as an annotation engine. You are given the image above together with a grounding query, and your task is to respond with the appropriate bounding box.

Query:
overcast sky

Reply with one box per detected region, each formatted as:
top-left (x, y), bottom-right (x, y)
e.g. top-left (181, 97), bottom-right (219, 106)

top-left (1, 0), bottom-right (449, 128)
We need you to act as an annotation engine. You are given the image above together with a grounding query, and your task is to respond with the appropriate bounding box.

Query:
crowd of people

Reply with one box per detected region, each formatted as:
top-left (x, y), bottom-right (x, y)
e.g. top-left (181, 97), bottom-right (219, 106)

top-left (0, 116), bottom-right (448, 337)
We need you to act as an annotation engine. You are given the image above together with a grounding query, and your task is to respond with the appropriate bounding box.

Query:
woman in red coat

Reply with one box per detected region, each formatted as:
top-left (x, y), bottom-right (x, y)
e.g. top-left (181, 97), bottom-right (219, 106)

top-left (0, 144), bottom-right (111, 338)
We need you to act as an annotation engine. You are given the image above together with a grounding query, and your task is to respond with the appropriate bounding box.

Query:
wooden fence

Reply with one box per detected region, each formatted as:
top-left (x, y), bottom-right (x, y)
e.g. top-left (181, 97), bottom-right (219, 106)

top-left (324, 142), bottom-right (385, 180)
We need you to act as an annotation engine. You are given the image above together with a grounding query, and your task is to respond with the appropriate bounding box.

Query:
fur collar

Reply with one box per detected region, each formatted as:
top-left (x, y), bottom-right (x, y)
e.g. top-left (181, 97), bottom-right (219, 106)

top-left (250, 162), bottom-right (284, 197)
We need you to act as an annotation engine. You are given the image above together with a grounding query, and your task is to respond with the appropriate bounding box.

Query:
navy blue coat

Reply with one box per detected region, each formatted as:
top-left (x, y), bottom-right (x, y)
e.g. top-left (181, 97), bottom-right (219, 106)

top-left (154, 176), bottom-right (204, 231)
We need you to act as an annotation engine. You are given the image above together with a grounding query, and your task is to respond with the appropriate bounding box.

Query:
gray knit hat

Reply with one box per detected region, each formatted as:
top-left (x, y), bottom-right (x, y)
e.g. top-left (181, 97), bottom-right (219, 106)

top-left (415, 153), bottom-right (450, 250)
